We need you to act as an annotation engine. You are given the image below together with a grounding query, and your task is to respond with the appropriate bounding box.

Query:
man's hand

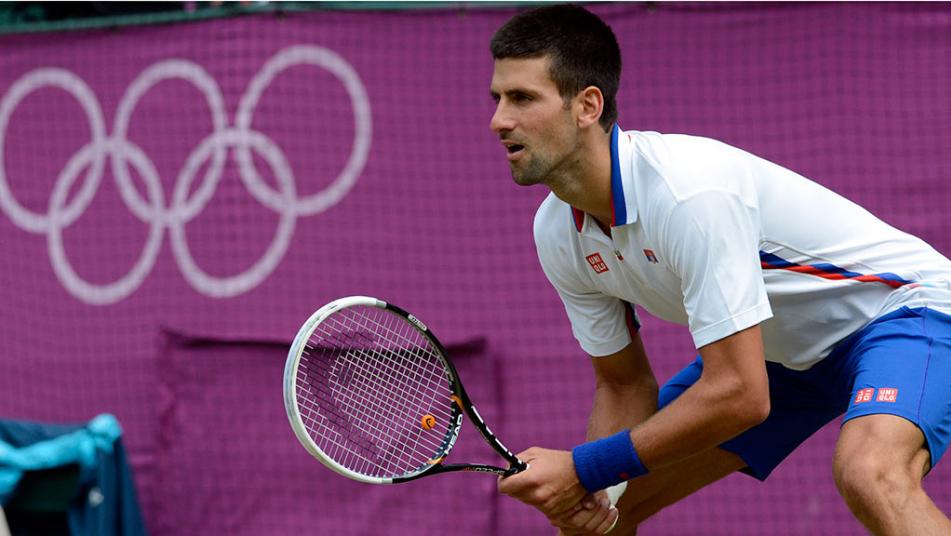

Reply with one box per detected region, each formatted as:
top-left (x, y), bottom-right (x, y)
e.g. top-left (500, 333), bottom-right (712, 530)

top-left (551, 489), bottom-right (619, 535)
top-left (497, 447), bottom-right (588, 518)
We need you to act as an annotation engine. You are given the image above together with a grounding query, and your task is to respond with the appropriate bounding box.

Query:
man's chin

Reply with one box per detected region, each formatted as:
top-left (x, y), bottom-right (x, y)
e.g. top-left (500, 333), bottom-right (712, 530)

top-left (511, 173), bottom-right (542, 187)
top-left (510, 167), bottom-right (545, 187)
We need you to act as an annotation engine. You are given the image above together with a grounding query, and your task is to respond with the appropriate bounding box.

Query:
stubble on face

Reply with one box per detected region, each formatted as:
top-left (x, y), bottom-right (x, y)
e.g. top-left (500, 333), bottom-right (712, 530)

top-left (509, 150), bottom-right (548, 186)
top-left (491, 56), bottom-right (583, 189)
top-left (508, 106), bottom-right (579, 188)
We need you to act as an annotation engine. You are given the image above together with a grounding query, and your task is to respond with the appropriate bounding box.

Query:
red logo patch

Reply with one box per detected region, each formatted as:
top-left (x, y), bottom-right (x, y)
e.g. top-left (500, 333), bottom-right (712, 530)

top-left (854, 388), bottom-right (874, 404)
top-left (586, 253), bottom-right (609, 274)
top-left (876, 388), bottom-right (898, 403)
top-left (643, 249), bottom-right (658, 263)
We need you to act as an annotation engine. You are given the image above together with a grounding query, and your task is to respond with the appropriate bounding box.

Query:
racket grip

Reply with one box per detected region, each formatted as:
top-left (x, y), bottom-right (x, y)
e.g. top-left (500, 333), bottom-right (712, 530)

top-left (604, 482), bottom-right (627, 534)
top-left (502, 460), bottom-right (528, 477)
top-left (605, 481), bottom-right (627, 506)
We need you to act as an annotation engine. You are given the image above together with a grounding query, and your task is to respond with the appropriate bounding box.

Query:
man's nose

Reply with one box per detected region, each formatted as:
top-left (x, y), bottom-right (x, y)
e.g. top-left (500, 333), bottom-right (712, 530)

top-left (490, 103), bottom-right (515, 134)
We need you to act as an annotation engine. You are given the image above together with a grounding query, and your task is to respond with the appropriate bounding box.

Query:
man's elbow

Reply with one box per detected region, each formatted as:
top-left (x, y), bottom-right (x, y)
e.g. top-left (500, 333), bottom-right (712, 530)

top-left (744, 392), bottom-right (770, 427)
top-left (711, 373), bottom-right (770, 430)
top-left (736, 382), bottom-right (770, 428)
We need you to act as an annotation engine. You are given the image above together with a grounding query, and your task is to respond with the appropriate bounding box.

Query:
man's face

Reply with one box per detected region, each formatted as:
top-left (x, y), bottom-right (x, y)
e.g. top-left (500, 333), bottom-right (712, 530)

top-left (490, 56), bottom-right (579, 186)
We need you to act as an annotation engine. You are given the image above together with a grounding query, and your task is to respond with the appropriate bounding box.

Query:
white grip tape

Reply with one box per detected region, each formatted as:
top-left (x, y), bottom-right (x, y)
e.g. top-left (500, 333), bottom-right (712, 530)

top-left (604, 481), bottom-right (627, 534)
top-left (605, 481), bottom-right (627, 506)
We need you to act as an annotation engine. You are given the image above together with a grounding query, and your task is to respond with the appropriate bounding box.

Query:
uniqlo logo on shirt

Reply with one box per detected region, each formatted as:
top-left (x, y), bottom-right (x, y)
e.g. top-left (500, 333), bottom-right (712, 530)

top-left (854, 388), bottom-right (874, 404)
top-left (876, 388), bottom-right (898, 403)
top-left (585, 253), bottom-right (609, 274)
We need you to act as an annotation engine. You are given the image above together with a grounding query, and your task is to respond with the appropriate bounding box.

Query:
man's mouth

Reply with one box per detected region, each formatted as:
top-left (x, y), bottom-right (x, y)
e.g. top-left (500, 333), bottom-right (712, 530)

top-left (505, 143), bottom-right (525, 160)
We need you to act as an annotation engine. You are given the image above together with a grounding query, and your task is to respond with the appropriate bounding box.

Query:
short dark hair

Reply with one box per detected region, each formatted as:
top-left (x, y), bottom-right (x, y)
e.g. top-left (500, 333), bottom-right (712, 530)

top-left (490, 4), bottom-right (621, 131)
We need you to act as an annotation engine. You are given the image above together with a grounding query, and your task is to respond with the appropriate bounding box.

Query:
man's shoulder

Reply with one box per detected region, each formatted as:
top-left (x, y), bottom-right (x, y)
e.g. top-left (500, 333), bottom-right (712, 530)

top-left (625, 130), bottom-right (745, 176)
top-left (533, 191), bottom-right (571, 240)
top-left (624, 129), bottom-right (736, 157)
top-left (622, 129), bottom-right (770, 203)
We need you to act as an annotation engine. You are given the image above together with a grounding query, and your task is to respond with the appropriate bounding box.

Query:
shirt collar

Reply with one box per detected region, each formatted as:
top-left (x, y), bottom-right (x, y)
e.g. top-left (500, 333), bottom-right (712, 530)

top-left (571, 123), bottom-right (637, 232)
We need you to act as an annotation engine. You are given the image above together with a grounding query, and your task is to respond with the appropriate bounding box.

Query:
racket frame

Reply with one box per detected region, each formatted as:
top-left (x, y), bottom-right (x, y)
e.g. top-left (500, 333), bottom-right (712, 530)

top-left (284, 296), bottom-right (526, 484)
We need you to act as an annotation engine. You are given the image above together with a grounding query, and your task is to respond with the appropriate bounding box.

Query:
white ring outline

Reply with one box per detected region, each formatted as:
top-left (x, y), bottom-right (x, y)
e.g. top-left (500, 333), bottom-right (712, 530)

top-left (0, 45), bottom-right (372, 305)
top-left (0, 68), bottom-right (107, 233)
top-left (235, 45), bottom-right (371, 216)
top-left (112, 59), bottom-right (229, 224)
top-left (169, 128), bottom-right (297, 298)
top-left (47, 139), bottom-right (165, 305)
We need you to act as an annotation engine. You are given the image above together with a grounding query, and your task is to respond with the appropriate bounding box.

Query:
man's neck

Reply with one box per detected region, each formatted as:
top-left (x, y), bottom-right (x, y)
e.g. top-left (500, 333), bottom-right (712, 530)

top-left (548, 127), bottom-right (614, 228)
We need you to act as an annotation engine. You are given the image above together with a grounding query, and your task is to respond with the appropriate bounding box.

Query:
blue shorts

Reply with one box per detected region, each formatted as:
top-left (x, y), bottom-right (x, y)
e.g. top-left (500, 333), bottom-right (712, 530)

top-left (658, 306), bottom-right (951, 480)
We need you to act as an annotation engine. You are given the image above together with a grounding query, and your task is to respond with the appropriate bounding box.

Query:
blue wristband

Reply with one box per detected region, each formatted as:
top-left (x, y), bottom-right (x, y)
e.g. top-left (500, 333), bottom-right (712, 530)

top-left (571, 430), bottom-right (647, 493)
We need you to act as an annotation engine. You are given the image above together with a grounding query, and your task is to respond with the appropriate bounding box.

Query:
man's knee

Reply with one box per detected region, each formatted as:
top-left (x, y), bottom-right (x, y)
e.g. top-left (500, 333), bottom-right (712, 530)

top-left (833, 439), bottom-right (924, 516)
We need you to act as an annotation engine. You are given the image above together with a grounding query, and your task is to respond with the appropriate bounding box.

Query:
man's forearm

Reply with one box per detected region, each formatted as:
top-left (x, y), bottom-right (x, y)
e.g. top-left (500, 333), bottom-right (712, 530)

top-left (586, 377), bottom-right (658, 441)
top-left (628, 326), bottom-right (769, 474)
top-left (629, 372), bottom-right (766, 473)
top-left (570, 379), bottom-right (655, 534)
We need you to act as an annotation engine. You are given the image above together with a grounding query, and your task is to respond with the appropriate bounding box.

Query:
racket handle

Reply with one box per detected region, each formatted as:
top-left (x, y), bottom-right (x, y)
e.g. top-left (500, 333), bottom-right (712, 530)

top-left (604, 481), bottom-right (627, 534)
top-left (502, 461), bottom-right (528, 477)
top-left (606, 481), bottom-right (627, 506)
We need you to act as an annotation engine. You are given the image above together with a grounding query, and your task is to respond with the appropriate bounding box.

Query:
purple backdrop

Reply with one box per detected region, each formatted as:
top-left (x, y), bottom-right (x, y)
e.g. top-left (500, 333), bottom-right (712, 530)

top-left (1, 3), bottom-right (950, 534)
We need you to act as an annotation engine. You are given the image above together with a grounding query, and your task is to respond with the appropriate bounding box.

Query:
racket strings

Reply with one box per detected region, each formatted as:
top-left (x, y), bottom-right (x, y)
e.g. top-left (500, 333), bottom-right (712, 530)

top-left (298, 354), bottom-right (402, 474)
top-left (297, 351), bottom-right (388, 469)
top-left (337, 310), bottom-right (455, 470)
top-left (298, 347), bottom-right (452, 474)
top-left (311, 311), bottom-right (453, 475)
top-left (315, 344), bottom-right (445, 468)
top-left (321, 312), bottom-right (451, 448)
top-left (340, 311), bottom-right (454, 465)
top-left (299, 347), bottom-right (431, 473)
top-left (296, 305), bottom-right (456, 478)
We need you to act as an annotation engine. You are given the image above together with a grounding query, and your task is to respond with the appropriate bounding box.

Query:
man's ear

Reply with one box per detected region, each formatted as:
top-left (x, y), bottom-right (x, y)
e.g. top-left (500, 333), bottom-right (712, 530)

top-left (575, 86), bottom-right (604, 129)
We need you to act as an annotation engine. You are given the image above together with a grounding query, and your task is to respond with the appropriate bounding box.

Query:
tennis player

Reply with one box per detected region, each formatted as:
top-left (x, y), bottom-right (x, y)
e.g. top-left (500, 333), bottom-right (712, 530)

top-left (490, 5), bottom-right (951, 535)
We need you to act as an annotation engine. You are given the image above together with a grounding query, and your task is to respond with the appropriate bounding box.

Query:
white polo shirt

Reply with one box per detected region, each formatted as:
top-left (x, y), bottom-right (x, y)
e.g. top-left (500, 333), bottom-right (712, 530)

top-left (535, 125), bottom-right (951, 370)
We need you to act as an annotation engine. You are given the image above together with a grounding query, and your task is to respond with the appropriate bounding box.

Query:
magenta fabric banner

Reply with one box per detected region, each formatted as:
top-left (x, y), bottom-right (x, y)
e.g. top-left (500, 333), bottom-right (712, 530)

top-left (1, 4), bottom-right (950, 534)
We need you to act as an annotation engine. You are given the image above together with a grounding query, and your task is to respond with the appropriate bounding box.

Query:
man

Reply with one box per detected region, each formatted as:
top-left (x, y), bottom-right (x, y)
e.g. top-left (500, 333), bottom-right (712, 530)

top-left (489, 4), bottom-right (951, 535)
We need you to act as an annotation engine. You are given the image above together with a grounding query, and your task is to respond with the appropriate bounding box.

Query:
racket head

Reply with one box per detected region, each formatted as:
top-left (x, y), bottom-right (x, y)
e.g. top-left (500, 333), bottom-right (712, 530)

top-left (284, 296), bottom-right (463, 484)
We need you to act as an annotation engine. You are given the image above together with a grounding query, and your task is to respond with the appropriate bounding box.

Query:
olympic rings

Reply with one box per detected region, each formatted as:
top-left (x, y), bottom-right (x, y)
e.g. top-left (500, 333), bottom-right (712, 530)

top-left (0, 45), bottom-right (372, 305)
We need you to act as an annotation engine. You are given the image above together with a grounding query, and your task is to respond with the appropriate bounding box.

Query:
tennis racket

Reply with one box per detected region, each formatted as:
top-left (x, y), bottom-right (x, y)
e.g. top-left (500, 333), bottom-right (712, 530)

top-left (283, 295), bottom-right (527, 484)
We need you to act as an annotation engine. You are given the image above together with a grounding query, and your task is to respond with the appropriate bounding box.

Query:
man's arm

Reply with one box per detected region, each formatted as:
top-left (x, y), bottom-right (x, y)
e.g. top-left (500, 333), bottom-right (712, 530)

top-left (586, 332), bottom-right (658, 442)
top-left (550, 333), bottom-right (658, 534)
top-left (500, 324), bottom-right (768, 520)
top-left (630, 323), bottom-right (768, 471)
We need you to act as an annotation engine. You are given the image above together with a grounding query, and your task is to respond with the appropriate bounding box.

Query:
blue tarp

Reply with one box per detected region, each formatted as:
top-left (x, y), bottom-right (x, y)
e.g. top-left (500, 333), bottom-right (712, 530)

top-left (0, 414), bottom-right (147, 535)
